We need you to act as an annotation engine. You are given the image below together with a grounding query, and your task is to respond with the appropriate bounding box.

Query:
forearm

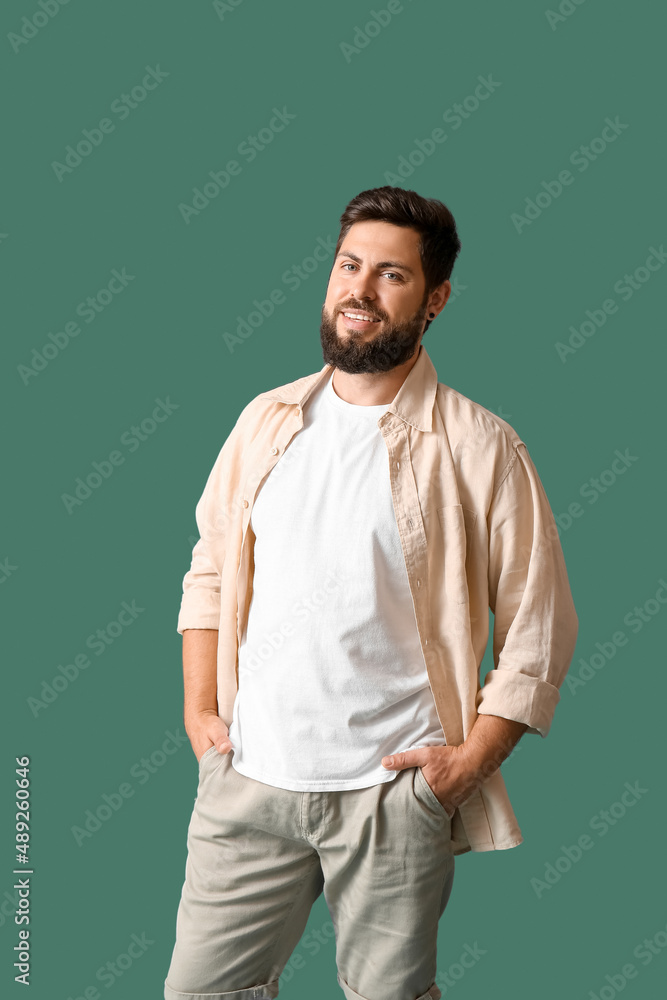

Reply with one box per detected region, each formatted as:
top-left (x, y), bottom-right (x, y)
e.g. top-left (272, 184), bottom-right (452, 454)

top-left (182, 628), bottom-right (219, 727)
top-left (459, 714), bottom-right (527, 775)
top-left (384, 712), bottom-right (529, 815)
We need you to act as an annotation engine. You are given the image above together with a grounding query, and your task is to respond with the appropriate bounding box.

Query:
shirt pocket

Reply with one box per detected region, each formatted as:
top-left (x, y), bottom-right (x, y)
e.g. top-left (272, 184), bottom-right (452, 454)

top-left (437, 504), bottom-right (477, 605)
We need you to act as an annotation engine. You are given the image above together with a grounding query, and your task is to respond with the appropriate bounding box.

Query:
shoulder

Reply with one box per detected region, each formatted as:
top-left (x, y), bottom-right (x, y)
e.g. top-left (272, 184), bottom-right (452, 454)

top-left (436, 381), bottom-right (524, 448)
top-left (240, 365), bottom-right (327, 419)
top-left (435, 382), bottom-right (527, 497)
top-left (226, 364), bottom-right (328, 437)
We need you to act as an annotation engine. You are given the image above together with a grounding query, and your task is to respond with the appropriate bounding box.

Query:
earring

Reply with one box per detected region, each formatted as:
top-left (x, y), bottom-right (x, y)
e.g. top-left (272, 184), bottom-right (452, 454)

top-left (429, 313), bottom-right (435, 319)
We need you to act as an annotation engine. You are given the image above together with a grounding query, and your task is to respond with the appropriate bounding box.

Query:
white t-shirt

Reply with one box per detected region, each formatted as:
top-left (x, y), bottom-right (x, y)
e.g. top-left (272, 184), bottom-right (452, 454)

top-left (227, 368), bottom-right (445, 790)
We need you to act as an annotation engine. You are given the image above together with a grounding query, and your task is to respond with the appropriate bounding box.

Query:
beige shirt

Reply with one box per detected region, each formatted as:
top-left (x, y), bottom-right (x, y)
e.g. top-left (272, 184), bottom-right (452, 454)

top-left (177, 344), bottom-right (579, 855)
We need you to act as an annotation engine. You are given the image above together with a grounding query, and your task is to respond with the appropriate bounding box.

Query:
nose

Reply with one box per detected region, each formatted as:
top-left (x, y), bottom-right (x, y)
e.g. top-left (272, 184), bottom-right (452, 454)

top-left (352, 276), bottom-right (376, 304)
top-left (352, 283), bottom-right (375, 302)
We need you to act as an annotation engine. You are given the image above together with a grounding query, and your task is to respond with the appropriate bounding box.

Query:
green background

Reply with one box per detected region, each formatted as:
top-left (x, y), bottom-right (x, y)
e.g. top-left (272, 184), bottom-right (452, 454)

top-left (2, 0), bottom-right (666, 996)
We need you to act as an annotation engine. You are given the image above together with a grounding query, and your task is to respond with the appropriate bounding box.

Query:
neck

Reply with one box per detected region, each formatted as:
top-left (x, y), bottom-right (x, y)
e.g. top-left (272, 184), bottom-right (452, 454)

top-left (331, 346), bottom-right (421, 406)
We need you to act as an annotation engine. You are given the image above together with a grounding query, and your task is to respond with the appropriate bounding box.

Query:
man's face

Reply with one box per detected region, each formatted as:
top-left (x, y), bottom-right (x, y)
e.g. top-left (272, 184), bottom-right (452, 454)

top-left (320, 220), bottom-right (431, 374)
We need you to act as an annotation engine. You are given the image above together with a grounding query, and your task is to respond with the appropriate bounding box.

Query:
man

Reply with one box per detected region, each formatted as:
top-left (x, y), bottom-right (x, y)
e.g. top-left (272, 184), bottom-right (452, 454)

top-left (164, 186), bottom-right (578, 1000)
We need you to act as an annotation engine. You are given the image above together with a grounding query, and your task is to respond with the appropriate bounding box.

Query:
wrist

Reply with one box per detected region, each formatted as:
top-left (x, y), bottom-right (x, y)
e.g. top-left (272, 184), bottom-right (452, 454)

top-left (458, 715), bottom-right (528, 777)
top-left (184, 706), bottom-right (219, 732)
top-left (455, 740), bottom-right (488, 775)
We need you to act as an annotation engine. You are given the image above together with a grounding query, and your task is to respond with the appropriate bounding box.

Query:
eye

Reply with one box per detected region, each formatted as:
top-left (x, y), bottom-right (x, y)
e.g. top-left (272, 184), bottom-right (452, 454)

top-left (340, 263), bottom-right (402, 281)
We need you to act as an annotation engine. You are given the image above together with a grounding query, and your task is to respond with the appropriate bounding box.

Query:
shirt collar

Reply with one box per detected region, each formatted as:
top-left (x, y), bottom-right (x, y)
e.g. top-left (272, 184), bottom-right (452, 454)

top-left (257, 343), bottom-right (438, 433)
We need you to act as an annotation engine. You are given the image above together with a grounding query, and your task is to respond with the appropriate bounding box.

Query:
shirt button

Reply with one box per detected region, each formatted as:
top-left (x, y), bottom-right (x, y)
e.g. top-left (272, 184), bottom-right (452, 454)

top-left (416, 579), bottom-right (421, 588)
top-left (270, 447), bottom-right (279, 455)
top-left (242, 499), bottom-right (249, 508)
top-left (396, 461), bottom-right (400, 470)
top-left (408, 518), bottom-right (413, 529)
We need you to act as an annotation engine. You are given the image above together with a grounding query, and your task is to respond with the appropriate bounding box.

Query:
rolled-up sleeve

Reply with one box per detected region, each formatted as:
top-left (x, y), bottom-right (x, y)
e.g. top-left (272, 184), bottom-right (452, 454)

top-left (176, 534), bottom-right (222, 634)
top-left (476, 441), bottom-right (579, 737)
top-left (176, 402), bottom-right (253, 635)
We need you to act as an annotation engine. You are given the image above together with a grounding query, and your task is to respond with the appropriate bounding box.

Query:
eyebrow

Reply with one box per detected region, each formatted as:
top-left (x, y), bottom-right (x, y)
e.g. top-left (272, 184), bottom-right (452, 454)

top-left (334, 250), bottom-right (416, 277)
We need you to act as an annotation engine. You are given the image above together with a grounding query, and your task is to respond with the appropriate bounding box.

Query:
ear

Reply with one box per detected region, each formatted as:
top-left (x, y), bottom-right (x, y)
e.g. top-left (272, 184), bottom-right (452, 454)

top-left (427, 279), bottom-right (452, 321)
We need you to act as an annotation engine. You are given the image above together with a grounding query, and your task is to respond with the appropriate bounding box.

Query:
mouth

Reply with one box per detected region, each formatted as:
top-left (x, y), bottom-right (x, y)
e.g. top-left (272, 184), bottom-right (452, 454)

top-left (339, 310), bottom-right (382, 330)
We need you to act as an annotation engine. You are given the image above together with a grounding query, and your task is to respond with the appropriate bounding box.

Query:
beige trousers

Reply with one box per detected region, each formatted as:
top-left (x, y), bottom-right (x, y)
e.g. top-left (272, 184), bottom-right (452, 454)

top-left (164, 747), bottom-right (455, 1000)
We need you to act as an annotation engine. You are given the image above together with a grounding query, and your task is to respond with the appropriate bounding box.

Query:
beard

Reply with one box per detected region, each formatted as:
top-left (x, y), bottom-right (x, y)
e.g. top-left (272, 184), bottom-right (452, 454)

top-left (319, 292), bottom-right (429, 374)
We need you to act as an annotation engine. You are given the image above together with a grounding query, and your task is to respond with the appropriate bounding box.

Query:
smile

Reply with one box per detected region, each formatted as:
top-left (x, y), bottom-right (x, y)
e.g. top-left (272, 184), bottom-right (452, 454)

top-left (340, 312), bottom-right (381, 325)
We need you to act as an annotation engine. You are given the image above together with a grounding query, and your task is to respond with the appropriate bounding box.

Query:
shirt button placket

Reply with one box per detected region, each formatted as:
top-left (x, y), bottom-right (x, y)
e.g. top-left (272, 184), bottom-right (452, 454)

top-left (399, 442), bottom-right (430, 647)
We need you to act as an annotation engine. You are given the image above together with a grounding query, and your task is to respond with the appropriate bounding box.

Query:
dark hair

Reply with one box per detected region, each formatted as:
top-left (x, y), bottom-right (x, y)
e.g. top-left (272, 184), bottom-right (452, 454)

top-left (334, 186), bottom-right (461, 333)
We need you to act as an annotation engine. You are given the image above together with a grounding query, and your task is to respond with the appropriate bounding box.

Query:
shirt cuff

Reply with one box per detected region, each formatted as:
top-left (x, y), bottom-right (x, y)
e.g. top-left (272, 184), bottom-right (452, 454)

top-left (176, 603), bottom-right (220, 635)
top-left (475, 668), bottom-right (561, 738)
